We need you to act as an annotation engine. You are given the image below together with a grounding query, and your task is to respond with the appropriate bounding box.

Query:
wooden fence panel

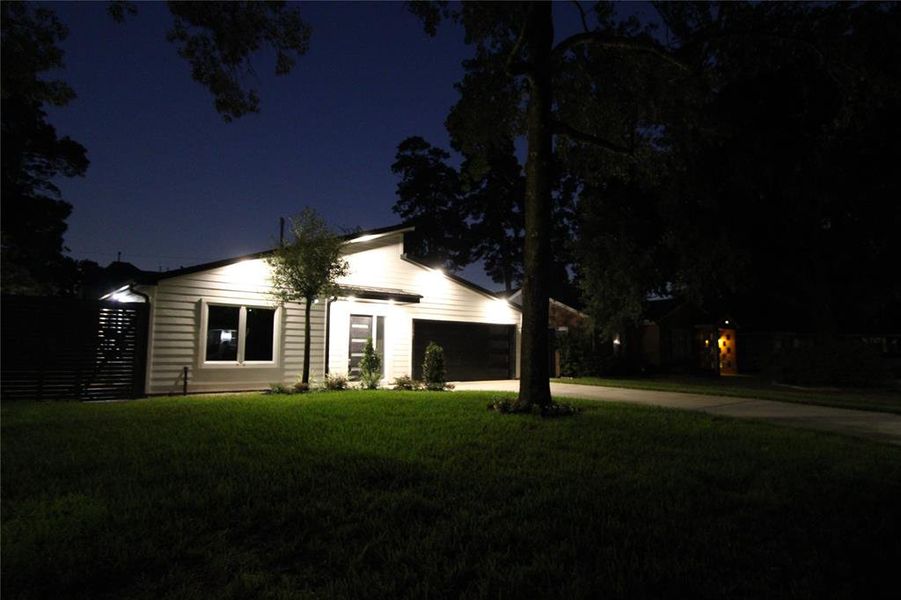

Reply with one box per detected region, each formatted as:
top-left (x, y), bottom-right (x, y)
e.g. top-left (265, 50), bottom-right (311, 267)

top-left (1, 296), bottom-right (148, 401)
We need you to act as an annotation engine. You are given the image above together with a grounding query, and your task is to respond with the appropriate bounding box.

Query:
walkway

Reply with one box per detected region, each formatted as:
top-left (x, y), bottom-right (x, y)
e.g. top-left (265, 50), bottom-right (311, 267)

top-left (452, 380), bottom-right (901, 446)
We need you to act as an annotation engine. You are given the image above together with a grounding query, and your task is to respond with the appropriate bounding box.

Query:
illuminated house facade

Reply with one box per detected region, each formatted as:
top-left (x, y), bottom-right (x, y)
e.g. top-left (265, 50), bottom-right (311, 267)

top-left (111, 226), bottom-right (521, 395)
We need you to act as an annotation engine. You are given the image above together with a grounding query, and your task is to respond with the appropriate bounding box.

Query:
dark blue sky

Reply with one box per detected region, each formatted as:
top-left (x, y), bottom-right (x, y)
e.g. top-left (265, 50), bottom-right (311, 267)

top-left (45, 1), bottom-right (647, 288)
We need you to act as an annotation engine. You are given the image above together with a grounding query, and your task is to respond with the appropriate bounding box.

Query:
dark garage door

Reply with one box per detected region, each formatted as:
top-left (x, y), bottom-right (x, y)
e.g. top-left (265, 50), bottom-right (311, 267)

top-left (412, 319), bottom-right (515, 381)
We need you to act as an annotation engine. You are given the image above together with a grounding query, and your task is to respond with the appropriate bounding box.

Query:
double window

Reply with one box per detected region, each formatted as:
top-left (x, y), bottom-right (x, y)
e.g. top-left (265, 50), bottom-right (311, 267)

top-left (204, 303), bottom-right (276, 364)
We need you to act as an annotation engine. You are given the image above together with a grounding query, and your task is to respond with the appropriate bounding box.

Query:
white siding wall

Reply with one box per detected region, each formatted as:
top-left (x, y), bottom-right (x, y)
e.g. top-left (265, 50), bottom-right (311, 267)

top-left (328, 234), bottom-right (521, 381)
top-left (139, 231), bottom-right (519, 394)
top-left (139, 259), bottom-right (324, 395)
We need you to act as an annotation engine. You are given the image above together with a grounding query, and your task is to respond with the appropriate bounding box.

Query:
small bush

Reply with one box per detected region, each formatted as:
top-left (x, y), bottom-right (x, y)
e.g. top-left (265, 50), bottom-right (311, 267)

top-left (422, 342), bottom-right (447, 391)
top-left (324, 373), bottom-right (348, 391)
top-left (360, 338), bottom-right (382, 390)
top-left (360, 371), bottom-right (381, 390)
top-left (393, 375), bottom-right (423, 391)
top-left (558, 328), bottom-right (602, 377)
top-left (293, 381), bottom-right (310, 393)
top-left (268, 382), bottom-right (291, 395)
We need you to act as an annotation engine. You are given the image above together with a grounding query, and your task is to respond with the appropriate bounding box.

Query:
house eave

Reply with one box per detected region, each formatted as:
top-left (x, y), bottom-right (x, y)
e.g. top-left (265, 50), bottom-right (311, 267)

top-left (139, 223), bottom-right (416, 285)
top-left (399, 255), bottom-right (522, 311)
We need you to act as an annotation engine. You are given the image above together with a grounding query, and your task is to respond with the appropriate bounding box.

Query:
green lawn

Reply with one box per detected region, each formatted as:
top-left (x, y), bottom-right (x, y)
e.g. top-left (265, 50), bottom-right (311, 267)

top-left (553, 375), bottom-right (901, 414)
top-left (3, 392), bottom-right (900, 599)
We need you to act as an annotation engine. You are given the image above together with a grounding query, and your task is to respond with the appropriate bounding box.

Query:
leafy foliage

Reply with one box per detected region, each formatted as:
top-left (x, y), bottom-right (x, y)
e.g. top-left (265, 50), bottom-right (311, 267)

top-left (166, 1), bottom-right (311, 121)
top-left (421, 342), bottom-right (447, 391)
top-left (324, 373), bottom-right (349, 391)
top-left (576, 2), bottom-right (901, 336)
top-left (391, 136), bottom-right (467, 269)
top-left (391, 136), bottom-right (529, 292)
top-left (409, 1), bottom-right (688, 408)
top-left (1, 1), bottom-right (88, 295)
top-left (1, 1), bottom-right (312, 295)
top-left (392, 375), bottom-right (424, 391)
top-left (267, 209), bottom-right (348, 305)
top-left (267, 208), bottom-right (348, 384)
top-left (556, 327), bottom-right (604, 378)
top-left (268, 382), bottom-right (292, 394)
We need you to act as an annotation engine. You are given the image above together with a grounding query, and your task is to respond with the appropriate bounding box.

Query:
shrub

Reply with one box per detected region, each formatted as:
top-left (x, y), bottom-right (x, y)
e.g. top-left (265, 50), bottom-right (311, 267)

top-left (557, 328), bottom-right (602, 377)
top-left (360, 371), bottom-right (381, 390)
top-left (771, 339), bottom-right (891, 388)
top-left (360, 338), bottom-right (382, 390)
top-left (292, 381), bottom-right (310, 393)
top-left (421, 342), bottom-right (447, 390)
top-left (268, 382), bottom-right (291, 394)
top-left (392, 375), bottom-right (423, 391)
top-left (324, 373), bottom-right (348, 391)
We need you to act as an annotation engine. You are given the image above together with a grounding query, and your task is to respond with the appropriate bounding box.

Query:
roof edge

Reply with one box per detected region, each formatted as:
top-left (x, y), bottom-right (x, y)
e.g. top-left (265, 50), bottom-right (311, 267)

top-left (139, 223), bottom-right (414, 284)
top-left (400, 255), bottom-right (521, 311)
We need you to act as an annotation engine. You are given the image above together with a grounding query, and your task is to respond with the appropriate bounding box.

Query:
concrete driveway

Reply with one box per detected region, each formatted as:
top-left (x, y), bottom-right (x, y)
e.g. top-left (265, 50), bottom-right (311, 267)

top-left (452, 380), bottom-right (901, 446)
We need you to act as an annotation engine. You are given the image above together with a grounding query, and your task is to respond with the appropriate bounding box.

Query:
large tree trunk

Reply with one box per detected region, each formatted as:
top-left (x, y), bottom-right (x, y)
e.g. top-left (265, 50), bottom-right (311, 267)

top-left (302, 296), bottom-right (312, 384)
top-left (516, 1), bottom-right (554, 410)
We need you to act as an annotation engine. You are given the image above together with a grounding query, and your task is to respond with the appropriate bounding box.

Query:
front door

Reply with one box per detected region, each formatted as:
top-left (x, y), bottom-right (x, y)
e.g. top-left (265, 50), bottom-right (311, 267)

top-left (347, 315), bottom-right (373, 379)
top-left (348, 314), bottom-right (386, 380)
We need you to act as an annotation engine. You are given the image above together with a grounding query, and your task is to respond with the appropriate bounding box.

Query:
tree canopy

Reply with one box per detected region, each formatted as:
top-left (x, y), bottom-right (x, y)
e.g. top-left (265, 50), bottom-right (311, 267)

top-left (575, 1), bottom-right (901, 336)
top-left (267, 208), bottom-right (349, 384)
top-left (409, 1), bottom-right (688, 407)
top-left (1, 0), bottom-right (310, 295)
top-left (1, 1), bottom-right (89, 294)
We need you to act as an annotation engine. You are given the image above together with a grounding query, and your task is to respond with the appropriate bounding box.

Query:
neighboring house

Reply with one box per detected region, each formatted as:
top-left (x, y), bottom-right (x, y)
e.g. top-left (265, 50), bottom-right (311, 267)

top-left (104, 225), bottom-right (522, 395)
top-left (504, 289), bottom-right (589, 330)
top-left (505, 288), bottom-right (590, 377)
top-left (615, 299), bottom-right (728, 374)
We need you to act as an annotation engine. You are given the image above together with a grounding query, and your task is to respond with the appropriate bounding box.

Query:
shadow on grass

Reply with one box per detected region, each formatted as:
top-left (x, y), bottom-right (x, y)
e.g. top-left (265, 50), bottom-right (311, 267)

top-left (2, 393), bottom-right (900, 598)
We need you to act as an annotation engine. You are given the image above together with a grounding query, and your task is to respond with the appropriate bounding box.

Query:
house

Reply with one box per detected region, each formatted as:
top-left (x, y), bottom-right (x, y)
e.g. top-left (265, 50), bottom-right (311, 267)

top-left (613, 299), bottom-right (731, 375)
top-left (505, 288), bottom-right (590, 377)
top-left (105, 225), bottom-right (522, 395)
top-left (505, 288), bottom-right (589, 331)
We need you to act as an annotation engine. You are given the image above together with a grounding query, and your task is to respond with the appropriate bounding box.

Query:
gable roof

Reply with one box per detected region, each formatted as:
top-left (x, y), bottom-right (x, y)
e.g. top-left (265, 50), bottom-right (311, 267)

top-left (135, 223), bottom-right (414, 285)
top-left (504, 288), bottom-right (585, 318)
top-left (400, 255), bottom-right (520, 308)
top-left (123, 224), bottom-right (510, 310)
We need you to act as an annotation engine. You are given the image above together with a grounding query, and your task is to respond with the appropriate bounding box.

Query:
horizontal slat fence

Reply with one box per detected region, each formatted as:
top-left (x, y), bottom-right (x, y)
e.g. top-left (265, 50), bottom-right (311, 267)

top-left (1, 296), bottom-right (148, 401)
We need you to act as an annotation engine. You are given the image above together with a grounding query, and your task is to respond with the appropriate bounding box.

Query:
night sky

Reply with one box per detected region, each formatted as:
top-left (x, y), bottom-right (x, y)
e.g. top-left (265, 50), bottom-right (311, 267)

top-left (45, 2), bottom-right (645, 289)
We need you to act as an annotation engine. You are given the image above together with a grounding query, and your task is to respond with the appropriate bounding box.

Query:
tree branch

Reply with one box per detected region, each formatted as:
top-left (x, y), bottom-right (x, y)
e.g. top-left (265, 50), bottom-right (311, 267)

top-left (505, 10), bottom-right (532, 77)
top-left (552, 120), bottom-right (632, 154)
top-left (571, 0), bottom-right (590, 34)
top-left (552, 32), bottom-right (690, 72)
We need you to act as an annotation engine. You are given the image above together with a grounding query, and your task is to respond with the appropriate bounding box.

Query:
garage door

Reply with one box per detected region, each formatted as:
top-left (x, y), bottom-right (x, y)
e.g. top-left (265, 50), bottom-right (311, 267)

top-left (412, 319), bottom-right (515, 381)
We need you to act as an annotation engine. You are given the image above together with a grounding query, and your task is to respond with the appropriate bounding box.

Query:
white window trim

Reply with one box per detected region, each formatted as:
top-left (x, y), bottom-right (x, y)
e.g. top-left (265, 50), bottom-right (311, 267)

top-left (198, 299), bottom-right (282, 368)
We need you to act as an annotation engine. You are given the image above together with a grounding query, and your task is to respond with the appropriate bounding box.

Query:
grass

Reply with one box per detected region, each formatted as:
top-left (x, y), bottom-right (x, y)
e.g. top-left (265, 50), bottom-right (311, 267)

top-left (3, 391), bottom-right (901, 599)
top-left (553, 375), bottom-right (901, 414)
